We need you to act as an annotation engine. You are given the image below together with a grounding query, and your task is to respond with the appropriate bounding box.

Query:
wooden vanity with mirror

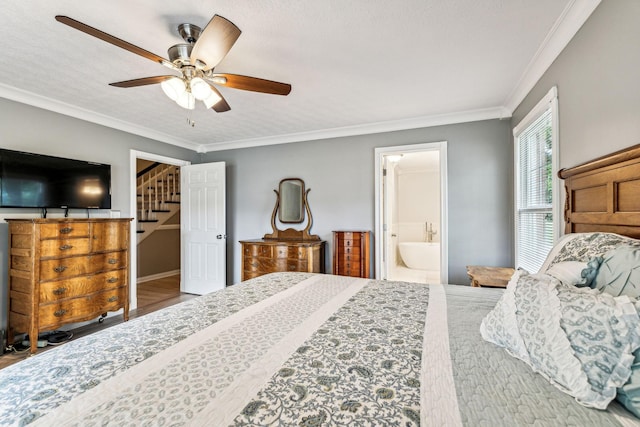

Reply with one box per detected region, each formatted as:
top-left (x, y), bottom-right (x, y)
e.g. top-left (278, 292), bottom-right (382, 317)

top-left (240, 178), bottom-right (325, 281)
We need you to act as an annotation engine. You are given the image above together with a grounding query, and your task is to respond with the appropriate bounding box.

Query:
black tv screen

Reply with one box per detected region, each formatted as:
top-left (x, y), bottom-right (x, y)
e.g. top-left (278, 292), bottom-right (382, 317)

top-left (0, 149), bottom-right (111, 209)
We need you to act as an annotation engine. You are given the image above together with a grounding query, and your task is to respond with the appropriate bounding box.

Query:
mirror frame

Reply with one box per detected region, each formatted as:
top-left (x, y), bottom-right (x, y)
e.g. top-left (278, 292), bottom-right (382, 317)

top-left (264, 178), bottom-right (320, 241)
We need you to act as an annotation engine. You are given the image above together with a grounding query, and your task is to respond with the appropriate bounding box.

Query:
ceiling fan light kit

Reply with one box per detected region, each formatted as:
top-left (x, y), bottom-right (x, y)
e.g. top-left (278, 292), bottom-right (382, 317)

top-left (176, 90), bottom-right (196, 110)
top-left (190, 77), bottom-right (212, 100)
top-left (54, 14), bottom-right (292, 113)
top-left (161, 77), bottom-right (186, 101)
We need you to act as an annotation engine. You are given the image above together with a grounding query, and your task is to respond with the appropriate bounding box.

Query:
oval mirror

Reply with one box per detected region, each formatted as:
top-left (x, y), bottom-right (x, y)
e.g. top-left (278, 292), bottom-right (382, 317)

top-left (278, 178), bottom-right (304, 223)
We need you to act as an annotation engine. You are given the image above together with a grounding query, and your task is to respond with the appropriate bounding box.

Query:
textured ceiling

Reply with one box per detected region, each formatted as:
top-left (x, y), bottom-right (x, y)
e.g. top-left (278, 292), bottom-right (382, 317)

top-left (0, 1), bottom-right (598, 152)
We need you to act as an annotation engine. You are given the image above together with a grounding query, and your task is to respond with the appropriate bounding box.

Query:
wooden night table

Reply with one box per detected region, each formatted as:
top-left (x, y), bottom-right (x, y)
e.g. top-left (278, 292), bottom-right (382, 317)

top-left (466, 266), bottom-right (515, 288)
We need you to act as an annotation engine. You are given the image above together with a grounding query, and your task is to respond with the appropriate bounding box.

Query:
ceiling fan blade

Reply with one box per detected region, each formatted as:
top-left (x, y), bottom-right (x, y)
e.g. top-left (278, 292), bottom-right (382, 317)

top-left (109, 76), bottom-right (175, 88)
top-left (208, 84), bottom-right (231, 112)
top-left (55, 15), bottom-right (177, 70)
top-left (210, 73), bottom-right (291, 95)
top-left (190, 15), bottom-right (241, 71)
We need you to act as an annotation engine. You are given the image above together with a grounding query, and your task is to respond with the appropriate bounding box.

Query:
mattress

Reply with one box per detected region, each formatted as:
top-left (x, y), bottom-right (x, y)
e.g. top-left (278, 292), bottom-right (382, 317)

top-left (0, 272), bottom-right (637, 426)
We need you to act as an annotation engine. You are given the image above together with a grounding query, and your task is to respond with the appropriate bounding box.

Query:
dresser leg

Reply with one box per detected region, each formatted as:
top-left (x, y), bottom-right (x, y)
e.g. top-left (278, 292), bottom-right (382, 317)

top-left (29, 325), bottom-right (38, 354)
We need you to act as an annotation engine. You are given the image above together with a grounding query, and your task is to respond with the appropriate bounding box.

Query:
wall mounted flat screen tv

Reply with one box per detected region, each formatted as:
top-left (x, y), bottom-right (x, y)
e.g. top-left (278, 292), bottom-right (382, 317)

top-left (0, 148), bottom-right (111, 209)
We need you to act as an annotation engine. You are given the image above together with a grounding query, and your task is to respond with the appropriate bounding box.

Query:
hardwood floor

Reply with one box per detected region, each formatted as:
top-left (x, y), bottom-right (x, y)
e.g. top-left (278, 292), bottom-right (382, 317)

top-left (0, 274), bottom-right (196, 370)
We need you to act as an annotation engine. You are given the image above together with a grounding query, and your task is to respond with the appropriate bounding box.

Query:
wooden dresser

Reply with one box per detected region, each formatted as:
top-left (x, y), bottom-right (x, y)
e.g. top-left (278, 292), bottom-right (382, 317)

top-left (240, 239), bottom-right (325, 281)
top-left (333, 231), bottom-right (371, 278)
top-left (6, 218), bottom-right (132, 353)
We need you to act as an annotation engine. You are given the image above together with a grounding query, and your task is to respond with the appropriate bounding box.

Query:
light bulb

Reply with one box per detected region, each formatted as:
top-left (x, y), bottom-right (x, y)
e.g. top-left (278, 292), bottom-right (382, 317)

top-left (176, 90), bottom-right (195, 110)
top-left (203, 90), bottom-right (222, 109)
top-left (161, 77), bottom-right (186, 101)
top-left (190, 77), bottom-right (213, 100)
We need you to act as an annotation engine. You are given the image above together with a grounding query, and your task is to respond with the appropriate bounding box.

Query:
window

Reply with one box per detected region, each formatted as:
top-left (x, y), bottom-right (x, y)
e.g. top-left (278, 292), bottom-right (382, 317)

top-left (513, 87), bottom-right (559, 273)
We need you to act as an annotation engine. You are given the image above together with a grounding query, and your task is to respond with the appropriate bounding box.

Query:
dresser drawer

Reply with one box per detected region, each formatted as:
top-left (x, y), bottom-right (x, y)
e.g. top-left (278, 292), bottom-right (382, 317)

top-left (40, 251), bottom-right (128, 281)
top-left (91, 222), bottom-right (129, 252)
top-left (38, 287), bottom-right (126, 328)
top-left (275, 258), bottom-right (308, 272)
top-left (273, 245), bottom-right (309, 259)
top-left (336, 245), bottom-right (361, 258)
top-left (242, 271), bottom-right (263, 281)
top-left (338, 261), bottom-right (363, 277)
top-left (39, 269), bottom-right (127, 302)
top-left (337, 233), bottom-right (361, 245)
top-left (40, 238), bottom-right (91, 258)
top-left (243, 244), bottom-right (272, 258)
top-left (40, 223), bottom-right (89, 239)
top-left (243, 257), bottom-right (308, 273)
top-left (243, 256), bottom-right (261, 272)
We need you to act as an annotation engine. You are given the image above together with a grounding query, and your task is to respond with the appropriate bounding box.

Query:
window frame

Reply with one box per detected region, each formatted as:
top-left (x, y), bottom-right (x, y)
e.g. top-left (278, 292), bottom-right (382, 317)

top-left (513, 86), bottom-right (560, 272)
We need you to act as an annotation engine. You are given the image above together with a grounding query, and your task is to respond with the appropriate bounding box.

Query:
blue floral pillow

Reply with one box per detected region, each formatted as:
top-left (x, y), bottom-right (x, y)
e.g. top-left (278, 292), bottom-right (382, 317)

top-left (480, 270), bottom-right (640, 409)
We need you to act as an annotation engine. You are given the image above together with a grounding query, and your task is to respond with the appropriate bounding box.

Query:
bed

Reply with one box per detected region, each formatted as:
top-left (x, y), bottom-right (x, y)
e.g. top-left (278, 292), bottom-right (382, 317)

top-left (2, 145), bottom-right (640, 426)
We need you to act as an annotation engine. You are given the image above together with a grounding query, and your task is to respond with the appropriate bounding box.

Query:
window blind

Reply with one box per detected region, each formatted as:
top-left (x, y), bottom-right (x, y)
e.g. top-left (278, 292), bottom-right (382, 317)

top-left (516, 106), bottom-right (553, 273)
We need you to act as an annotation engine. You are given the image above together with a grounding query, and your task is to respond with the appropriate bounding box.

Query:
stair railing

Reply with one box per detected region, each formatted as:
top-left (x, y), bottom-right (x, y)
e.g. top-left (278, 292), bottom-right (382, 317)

top-left (137, 164), bottom-right (180, 224)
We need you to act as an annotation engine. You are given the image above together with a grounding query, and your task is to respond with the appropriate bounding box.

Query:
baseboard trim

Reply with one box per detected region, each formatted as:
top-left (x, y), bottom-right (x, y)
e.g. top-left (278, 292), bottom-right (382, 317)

top-left (137, 270), bottom-right (181, 284)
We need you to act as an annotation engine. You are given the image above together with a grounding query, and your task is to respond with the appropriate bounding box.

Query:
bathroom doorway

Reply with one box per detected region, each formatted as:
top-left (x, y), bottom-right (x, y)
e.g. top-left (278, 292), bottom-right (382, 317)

top-left (374, 142), bottom-right (448, 284)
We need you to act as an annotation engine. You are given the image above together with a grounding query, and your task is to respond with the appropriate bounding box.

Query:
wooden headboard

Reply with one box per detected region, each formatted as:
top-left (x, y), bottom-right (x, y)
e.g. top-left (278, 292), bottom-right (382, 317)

top-left (558, 144), bottom-right (640, 238)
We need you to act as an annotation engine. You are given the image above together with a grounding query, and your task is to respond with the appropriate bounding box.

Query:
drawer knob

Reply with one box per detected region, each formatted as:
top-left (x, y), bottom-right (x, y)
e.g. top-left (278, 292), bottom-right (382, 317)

top-left (59, 244), bottom-right (73, 251)
top-left (60, 227), bottom-right (73, 234)
top-left (54, 309), bottom-right (67, 317)
top-left (52, 287), bottom-right (67, 295)
top-left (107, 277), bottom-right (119, 283)
top-left (107, 258), bottom-right (118, 265)
top-left (107, 296), bottom-right (118, 302)
top-left (54, 266), bottom-right (67, 273)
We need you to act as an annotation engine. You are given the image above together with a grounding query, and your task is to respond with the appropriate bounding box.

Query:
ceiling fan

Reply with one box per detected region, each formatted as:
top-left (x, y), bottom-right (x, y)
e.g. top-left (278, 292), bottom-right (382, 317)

top-left (55, 14), bottom-right (291, 112)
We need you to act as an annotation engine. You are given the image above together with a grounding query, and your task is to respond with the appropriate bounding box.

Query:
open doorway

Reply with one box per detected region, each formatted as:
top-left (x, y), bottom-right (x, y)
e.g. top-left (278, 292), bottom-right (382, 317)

top-left (129, 150), bottom-right (190, 310)
top-left (374, 142), bottom-right (448, 284)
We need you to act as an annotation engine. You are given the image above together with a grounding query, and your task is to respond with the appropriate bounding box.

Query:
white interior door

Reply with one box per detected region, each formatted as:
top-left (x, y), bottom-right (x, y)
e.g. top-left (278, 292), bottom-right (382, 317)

top-left (181, 162), bottom-right (226, 294)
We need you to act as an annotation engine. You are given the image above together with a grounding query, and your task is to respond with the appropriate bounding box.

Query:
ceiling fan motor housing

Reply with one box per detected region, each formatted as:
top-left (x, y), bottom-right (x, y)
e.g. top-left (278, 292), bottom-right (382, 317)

top-left (178, 23), bottom-right (201, 44)
top-left (168, 43), bottom-right (193, 66)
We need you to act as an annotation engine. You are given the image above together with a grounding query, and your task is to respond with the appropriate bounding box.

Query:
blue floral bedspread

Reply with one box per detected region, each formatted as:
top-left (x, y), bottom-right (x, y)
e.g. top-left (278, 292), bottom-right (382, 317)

top-left (0, 273), bottom-right (636, 426)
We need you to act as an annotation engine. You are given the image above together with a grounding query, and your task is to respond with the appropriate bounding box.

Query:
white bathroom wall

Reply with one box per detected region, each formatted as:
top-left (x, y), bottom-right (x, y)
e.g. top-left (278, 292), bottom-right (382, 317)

top-left (396, 155), bottom-right (440, 243)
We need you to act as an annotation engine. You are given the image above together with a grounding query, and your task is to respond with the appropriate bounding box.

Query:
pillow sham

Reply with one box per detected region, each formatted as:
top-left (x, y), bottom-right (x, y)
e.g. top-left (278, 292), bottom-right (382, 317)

top-left (539, 232), bottom-right (640, 273)
top-left (480, 270), bottom-right (640, 409)
top-left (594, 245), bottom-right (640, 299)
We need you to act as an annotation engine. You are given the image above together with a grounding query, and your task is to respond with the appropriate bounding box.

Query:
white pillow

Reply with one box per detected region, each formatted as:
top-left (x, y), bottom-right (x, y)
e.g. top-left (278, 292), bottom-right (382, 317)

top-left (545, 261), bottom-right (588, 286)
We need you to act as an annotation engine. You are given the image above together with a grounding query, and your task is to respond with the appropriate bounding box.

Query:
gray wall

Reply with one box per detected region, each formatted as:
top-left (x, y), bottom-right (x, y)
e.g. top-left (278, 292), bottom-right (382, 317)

top-left (137, 212), bottom-right (180, 277)
top-left (0, 98), bottom-right (197, 331)
top-left (201, 118), bottom-right (514, 286)
top-left (512, 0), bottom-right (640, 168)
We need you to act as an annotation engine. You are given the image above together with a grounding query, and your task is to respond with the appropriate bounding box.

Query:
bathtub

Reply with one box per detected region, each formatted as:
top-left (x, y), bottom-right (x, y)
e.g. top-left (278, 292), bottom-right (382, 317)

top-left (398, 242), bottom-right (440, 270)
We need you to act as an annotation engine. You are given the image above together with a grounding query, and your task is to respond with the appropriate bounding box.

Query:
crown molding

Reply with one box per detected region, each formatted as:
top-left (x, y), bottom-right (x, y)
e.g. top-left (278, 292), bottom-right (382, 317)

top-left (503, 0), bottom-right (601, 113)
top-left (1, 0), bottom-right (600, 155)
top-left (200, 106), bottom-right (511, 152)
top-left (0, 83), bottom-right (199, 151)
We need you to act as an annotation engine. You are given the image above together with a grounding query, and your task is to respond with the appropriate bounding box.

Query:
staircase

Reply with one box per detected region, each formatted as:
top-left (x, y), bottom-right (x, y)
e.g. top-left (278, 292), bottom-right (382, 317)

top-left (136, 163), bottom-right (181, 244)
